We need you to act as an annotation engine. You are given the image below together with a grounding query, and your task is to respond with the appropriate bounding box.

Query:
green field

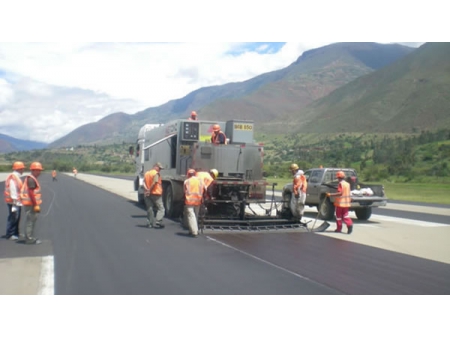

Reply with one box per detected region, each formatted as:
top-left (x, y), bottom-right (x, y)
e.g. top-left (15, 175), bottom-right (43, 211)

top-left (266, 177), bottom-right (450, 205)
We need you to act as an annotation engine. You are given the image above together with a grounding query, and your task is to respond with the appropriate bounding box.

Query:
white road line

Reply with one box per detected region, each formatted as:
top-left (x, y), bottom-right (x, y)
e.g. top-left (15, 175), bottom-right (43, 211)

top-left (207, 236), bottom-right (327, 289)
top-left (371, 214), bottom-right (449, 227)
top-left (38, 256), bottom-right (55, 295)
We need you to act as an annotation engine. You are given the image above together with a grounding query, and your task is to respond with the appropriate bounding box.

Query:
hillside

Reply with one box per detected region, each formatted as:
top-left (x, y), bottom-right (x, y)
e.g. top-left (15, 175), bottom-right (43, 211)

top-left (48, 42), bottom-right (414, 148)
top-left (276, 42), bottom-right (450, 134)
top-left (0, 133), bottom-right (48, 154)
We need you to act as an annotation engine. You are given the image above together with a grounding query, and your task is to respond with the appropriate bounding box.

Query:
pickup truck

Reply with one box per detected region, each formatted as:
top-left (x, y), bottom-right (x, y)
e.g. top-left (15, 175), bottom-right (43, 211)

top-left (282, 168), bottom-right (388, 221)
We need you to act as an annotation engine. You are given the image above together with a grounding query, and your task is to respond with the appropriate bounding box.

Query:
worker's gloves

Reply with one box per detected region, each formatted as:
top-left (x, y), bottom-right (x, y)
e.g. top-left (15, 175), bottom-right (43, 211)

top-left (11, 205), bottom-right (18, 213)
top-left (33, 205), bottom-right (41, 213)
top-left (294, 195), bottom-right (299, 199)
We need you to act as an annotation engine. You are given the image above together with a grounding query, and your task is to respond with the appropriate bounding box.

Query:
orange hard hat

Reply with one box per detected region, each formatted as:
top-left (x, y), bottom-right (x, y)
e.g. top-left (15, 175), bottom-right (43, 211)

top-left (12, 161), bottom-right (25, 170)
top-left (191, 111), bottom-right (197, 117)
top-left (30, 162), bottom-right (44, 171)
top-left (212, 124), bottom-right (221, 131)
top-left (336, 171), bottom-right (345, 179)
top-left (187, 169), bottom-right (196, 177)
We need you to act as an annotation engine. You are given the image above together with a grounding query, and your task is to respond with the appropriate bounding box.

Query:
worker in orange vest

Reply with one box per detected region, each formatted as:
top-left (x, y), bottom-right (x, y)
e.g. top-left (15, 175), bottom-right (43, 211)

top-left (289, 163), bottom-right (307, 223)
top-left (20, 162), bottom-right (44, 244)
top-left (143, 162), bottom-right (165, 228)
top-left (195, 168), bottom-right (218, 199)
top-left (4, 161), bottom-right (25, 240)
top-left (52, 169), bottom-right (57, 181)
top-left (210, 124), bottom-right (227, 145)
top-left (72, 167), bottom-right (78, 178)
top-left (327, 171), bottom-right (353, 234)
top-left (183, 169), bottom-right (205, 237)
top-left (188, 111), bottom-right (198, 120)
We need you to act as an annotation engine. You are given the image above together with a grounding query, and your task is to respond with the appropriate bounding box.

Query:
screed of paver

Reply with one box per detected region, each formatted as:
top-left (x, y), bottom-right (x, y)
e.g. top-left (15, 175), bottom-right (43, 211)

top-left (0, 257), bottom-right (42, 295)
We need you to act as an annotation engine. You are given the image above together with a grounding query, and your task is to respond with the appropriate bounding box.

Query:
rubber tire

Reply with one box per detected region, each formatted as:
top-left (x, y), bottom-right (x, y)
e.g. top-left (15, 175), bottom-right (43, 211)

top-left (138, 193), bottom-right (145, 206)
top-left (164, 184), bottom-right (175, 218)
top-left (163, 184), bottom-right (182, 219)
top-left (355, 207), bottom-right (372, 220)
top-left (319, 198), bottom-right (335, 220)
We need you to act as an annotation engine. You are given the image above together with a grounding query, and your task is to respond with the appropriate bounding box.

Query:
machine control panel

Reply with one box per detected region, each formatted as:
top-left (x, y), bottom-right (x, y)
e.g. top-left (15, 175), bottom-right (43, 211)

top-left (181, 122), bottom-right (200, 141)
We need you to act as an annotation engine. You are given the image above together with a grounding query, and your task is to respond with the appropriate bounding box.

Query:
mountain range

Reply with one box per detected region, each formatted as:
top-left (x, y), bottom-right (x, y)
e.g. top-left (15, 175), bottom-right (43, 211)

top-left (0, 133), bottom-right (47, 153)
top-left (2, 42), bottom-right (449, 153)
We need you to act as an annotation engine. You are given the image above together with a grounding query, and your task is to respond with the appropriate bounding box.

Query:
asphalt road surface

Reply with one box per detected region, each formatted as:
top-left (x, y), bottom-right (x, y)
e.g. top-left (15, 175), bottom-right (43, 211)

top-left (1, 172), bottom-right (450, 295)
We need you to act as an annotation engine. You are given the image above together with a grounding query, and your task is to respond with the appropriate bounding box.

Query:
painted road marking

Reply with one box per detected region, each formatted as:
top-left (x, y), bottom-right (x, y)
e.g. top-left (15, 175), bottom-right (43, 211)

top-left (38, 256), bottom-right (54, 295)
top-left (370, 214), bottom-right (449, 227)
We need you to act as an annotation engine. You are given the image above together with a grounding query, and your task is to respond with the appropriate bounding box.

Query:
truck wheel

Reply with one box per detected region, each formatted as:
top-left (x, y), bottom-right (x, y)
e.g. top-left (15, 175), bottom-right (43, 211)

top-left (163, 184), bottom-right (182, 219)
top-left (355, 207), bottom-right (372, 220)
top-left (138, 193), bottom-right (145, 205)
top-left (319, 198), bottom-right (335, 220)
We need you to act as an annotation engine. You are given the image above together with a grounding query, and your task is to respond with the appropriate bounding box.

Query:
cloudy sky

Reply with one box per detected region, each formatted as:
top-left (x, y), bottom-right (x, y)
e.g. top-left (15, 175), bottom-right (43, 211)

top-left (0, 1), bottom-right (442, 144)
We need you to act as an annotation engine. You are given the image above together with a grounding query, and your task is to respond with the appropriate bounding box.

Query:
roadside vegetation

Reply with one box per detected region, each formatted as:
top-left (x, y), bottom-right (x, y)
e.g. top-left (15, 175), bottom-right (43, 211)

top-left (1, 129), bottom-right (449, 204)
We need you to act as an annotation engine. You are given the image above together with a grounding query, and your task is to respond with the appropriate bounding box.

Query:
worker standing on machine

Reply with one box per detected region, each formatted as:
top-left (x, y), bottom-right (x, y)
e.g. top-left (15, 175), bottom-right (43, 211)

top-left (188, 111), bottom-right (198, 120)
top-left (183, 169), bottom-right (205, 237)
top-left (289, 163), bottom-right (307, 223)
top-left (210, 124), bottom-right (227, 145)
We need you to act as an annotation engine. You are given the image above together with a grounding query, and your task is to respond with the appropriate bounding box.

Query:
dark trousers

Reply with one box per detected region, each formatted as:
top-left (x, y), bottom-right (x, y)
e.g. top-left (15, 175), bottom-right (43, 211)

top-left (6, 204), bottom-right (21, 238)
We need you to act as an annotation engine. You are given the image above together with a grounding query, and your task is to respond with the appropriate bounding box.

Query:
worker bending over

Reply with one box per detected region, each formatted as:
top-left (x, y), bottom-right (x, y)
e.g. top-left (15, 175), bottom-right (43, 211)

top-left (289, 163), bottom-right (307, 223)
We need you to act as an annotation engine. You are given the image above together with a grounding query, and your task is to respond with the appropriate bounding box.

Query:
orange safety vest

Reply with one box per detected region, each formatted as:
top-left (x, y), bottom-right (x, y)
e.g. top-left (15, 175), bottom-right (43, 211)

top-left (196, 171), bottom-right (214, 188)
top-left (184, 176), bottom-right (204, 206)
top-left (52, 170), bottom-right (57, 177)
top-left (4, 173), bottom-right (23, 204)
top-left (144, 169), bottom-right (163, 196)
top-left (293, 173), bottom-right (307, 196)
top-left (334, 180), bottom-right (351, 208)
top-left (211, 131), bottom-right (227, 145)
top-left (20, 175), bottom-right (42, 206)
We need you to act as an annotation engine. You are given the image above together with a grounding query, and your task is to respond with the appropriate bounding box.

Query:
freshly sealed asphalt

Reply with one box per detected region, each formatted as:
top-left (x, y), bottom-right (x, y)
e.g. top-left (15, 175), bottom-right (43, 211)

top-left (1, 173), bottom-right (450, 295)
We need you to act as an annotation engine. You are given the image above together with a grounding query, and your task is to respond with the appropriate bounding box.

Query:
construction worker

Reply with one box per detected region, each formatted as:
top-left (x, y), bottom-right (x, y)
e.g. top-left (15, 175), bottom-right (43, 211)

top-left (327, 171), bottom-right (353, 234)
top-left (20, 162), bottom-right (44, 245)
top-left (195, 168), bottom-right (218, 198)
top-left (73, 167), bottom-right (78, 178)
top-left (52, 169), bottom-right (57, 181)
top-left (183, 169), bottom-right (205, 237)
top-left (143, 162), bottom-right (165, 228)
top-left (211, 124), bottom-right (227, 145)
top-left (289, 163), bottom-right (307, 223)
top-left (4, 161), bottom-right (25, 240)
top-left (188, 111), bottom-right (198, 120)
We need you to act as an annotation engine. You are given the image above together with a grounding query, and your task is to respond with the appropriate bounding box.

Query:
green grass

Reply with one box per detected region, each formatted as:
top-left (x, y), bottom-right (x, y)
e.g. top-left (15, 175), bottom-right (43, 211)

top-left (381, 182), bottom-right (450, 205)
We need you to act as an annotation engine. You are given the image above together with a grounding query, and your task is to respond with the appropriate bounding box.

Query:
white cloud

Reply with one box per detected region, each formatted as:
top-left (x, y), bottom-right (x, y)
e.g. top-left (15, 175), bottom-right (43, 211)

top-left (1, 41), bottom-right (341, 142)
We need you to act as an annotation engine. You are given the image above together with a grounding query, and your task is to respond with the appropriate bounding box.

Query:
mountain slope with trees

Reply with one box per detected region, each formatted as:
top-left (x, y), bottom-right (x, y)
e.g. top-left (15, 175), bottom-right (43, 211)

top-left (47, 42), bottom-right (414, 148)
top-left (276, 42), bottom-right (450, 134)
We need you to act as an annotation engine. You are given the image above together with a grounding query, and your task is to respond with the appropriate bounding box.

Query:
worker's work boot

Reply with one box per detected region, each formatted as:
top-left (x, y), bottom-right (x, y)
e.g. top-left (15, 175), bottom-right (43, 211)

top-left (347, 226), bottom-right (353, 235)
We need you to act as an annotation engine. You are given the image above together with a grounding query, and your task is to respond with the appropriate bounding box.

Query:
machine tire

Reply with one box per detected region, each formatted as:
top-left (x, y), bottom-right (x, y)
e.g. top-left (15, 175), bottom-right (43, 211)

top-left (355, 207), bottom-right (372, 220)
top-left (164, 183), bottom-right (182, 219)
top-left (138, 193), bottom-right (145, 206)
top-left (319, 197), bottom-right (335, 220)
